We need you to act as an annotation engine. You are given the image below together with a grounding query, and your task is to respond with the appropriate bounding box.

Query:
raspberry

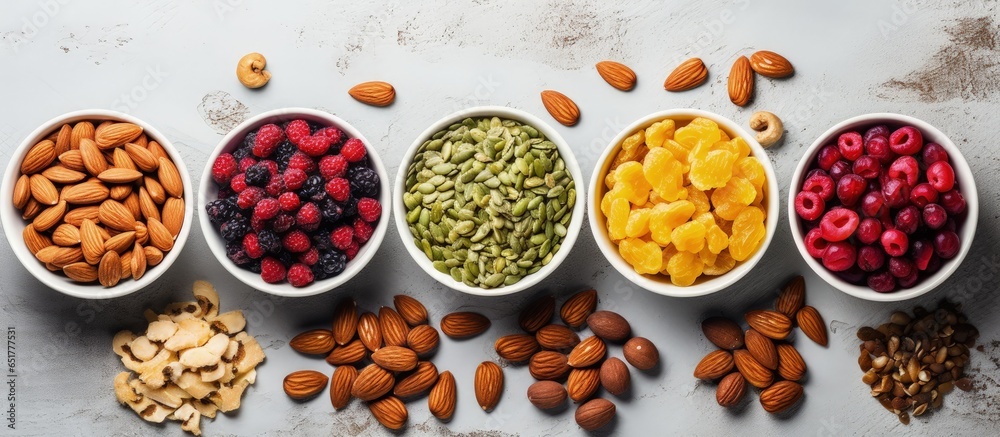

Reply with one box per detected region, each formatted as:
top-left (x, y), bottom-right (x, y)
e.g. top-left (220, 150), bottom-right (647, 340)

top-left (206, 198), bottom-right (239, 225)
top-left (239, 156), bottom-right (257, 172)
top-left (319, 155), bottom-right (348, 180)
top-left (330, 225), bottom-right (354, 250)
top-left (816, 145), bottom-right (841, 171)
top-left (794, 191), bottom-right (824, 221)
top-left (287, 152), bottom-right (316, 173)
top-left (297, 135), bottom-right (331, 157)
top-left (889, 126), bottom-right (923, 155)
top-left (252, 124), bottom-right (285, 158)
top-left (298, 247), bottom-right (319, 266)
top-left (837, 132), bottom-right (864, 161)
top-left (261, 160), bottom-right (279, 175)
top-left (926, 161), bottom-right (955, 192)
top-left (220, 216), bottom-right (249, 242)
top-left (212, 153), bottom-right (238, 184)
top-left (283, 230), bottom-right (311, 253)
top-left (250, 216), bottom-right (267, 233)
top-left (272, 214), bottom-right (295, 233)
top-left (340, 138), bottom-right (367, 162)
top-left (296, 202), bottom-right (321, 230)
top-left (353, 218), bottom-right (374, 244)
top-left (279, 192), bottom-right (301, 212)
top-left (243, 233), bottom-right (265, 259)
top-left (257, 229), bottom-right (281, 254)
top-left (229, 173), bottom-right (248, 193)
top-left (285, 120), bottom-right (311, 145)
top-left (260, 257), bottom-right (287, 283)
top-left (325, 178), bottom-right (351, 202)
top-left (348, 166), bottom-right (380, 198)
top-left (283, 168), bottom-right (308, 190)
top-left (265, 177), bottom-right (285, 197)
top-left (357, 198), bottom-right (382, 223)
top-left (344, 241), bottom-right (359, 260)
top-left (314, 126), bottom-right (343, 145)
top-left (822, 241), bottom-right (857, 272)
top-left (237, 187), bottom-right (265, 209)
top-left (252, 198), bottom-right (280, 221)
top-left (287, 263), bottom-right (314, 287)
top-left (226, 241), bottom-right (251, 265)
top-left (245, 163), bottom-right (271, 187)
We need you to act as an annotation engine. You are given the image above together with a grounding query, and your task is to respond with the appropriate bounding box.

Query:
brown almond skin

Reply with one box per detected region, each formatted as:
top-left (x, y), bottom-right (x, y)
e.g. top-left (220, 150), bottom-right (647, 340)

top-left (745, 329), bottom-right (779, 370)
top-left (575, 398), bottom-right (616, 431)
top-left (527, 380), bottom-right (567, 409)
top-left (368, 395), bottom-right (407, 430)
top-left (797, 306), bottom-right (828, 346)
top-left (495, 334), bottom-right (540, 362)
top-left (283, 370), bottom-right (329, 400)
top-left (290, 329), bottom-right (336, 355)
top-left (440, 312), bottom-right (491, 338)
top-left (749, 50), bottom-right (795, 78)
top-left (702, 317), bottom-right (745, 350)
top-left (519, 295), bottom-right (555, 333)
top-left (623, 337), bottom-right (659, 370)
top-left (475, 361), bottom-right (503, 411)
top-left (596, 60), bottom-right (637, 91)
top-left (716, 372), bottom-right (747, 407)
top-left (325, 339), bottom-right (367, 366)
top-left (745, 310), bottom-right (792, 340)
top-left (394, 361), bottom-right (439, 398)
top-left (379, 306), bottom-right (410, 347)
top-left (406, 324), bottom-right (440, 356)
top-left (371, 345), bottom-right (418, 372)
top-left (536, 324), bottom-right (581, 350)
top-left (529, 351), bottom-right (571, 381)
top-left (560, 289), bottom-right (597, 328)
top-left (567, 367), bottom-right (600, 402)
top-left (733, 349), bottom-right (773, 389)
top-left (329, 365), bottom-right (358, 410)
top-left (587, 311), bottom-right (631, 342)
top-left (357, 311), bottom-right (382, 352)
top-left (693, 350), bottom-right (734, 381)
top-left (776, 343), bottom-right (807, 381)
top-left (567, 336), bottom-right (607, 368)
top-left (760, 380), bottom-right (804, 413)
top-left (664, 57), bottom-right (709, 92)
top-left (775, 275), bottom-right (806, 318)
top-left (393, 294), bottom-right (428, 326)
top-left (728, 55), bottom-right (754, 106)
top-left (599, 357), bottom-right (630, 396)
top-left (428, 370), bottom-right (457, 420)
top-left (540, 90), bottom-right (580, 127)
top-left (332, 298), bottom-right (359, 346)
top-left (352, 364), bottom-right (395, 401)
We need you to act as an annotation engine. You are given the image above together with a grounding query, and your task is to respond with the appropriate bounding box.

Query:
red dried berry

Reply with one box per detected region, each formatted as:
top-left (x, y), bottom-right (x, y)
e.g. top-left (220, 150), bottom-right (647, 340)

top-left (265, 177), bottom-right (285, 197)
top-left (237, 187), bottom-right (265, 209)
top-left (260, 256), bottom-right (287, 283)
top-left (287, 152), bottom-right (316, 173)
top-left (230, 173), bottom-right (248, 193)
top-left (330, 226), bottom-right (354, 251)
top-left (260, 160), bottom-right (279, 175)
top-left (340, 138), bottom-right (366, 162)
top-left (253, 198), bottom-right (280, 221)
top-left (212, 153), bottom-right (238, 184)
top-left (243, 233), bottom-right (265, 259)
top-left (319, 155), bottom-right (348, 180)
top-left (298, 135), bottom-right (332, 157)
top-left (287, 263), bottom-right (314, 287)
top-left (353, 218), bottom-right (374, 244)
top-left (253, 124), bottom-right (284, 158)
top-left (272, 214), bottom-right (295, 233)
top-left (278, 192), bottom-right (301, 212)
top-left (296, 202), bottom-right (321, 230)
top-left (285, 120), bottom-right (311, 145)
top-left (344, 241), bottom-right (360, 261)
top-left (282, 230), bottom-right (311, 253)
top-left (283, 168), bottom-right (308, 191)
top-left (325, 178), bottom-right (351, 202)
top-left (357, 198), bottom-right (382, 223)
top-left (298, 247), bottom-right (319, 266)
top-left (239, 156), bottom-right (257, 172)
top-left (314, 127), bottom-right (343, 144)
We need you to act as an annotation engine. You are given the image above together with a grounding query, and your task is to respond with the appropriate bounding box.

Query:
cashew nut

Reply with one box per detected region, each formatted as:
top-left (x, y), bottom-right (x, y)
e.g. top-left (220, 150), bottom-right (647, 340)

top-left (749, 111), bottom-right (784, 148)
top-left (236, 52), bottom-right (271, 89)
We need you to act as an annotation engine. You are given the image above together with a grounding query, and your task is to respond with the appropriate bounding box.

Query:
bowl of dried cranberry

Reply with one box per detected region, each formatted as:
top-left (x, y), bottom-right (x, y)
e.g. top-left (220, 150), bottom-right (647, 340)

top-left (199, 108), bottom-right (390, 297)
top-left (789, 113), bottom-right (978, 301)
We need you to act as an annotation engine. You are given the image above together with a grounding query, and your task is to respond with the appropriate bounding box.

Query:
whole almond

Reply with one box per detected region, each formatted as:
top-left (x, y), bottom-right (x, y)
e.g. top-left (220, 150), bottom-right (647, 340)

top-left (147, 141), bottom-right (169, 162)
top-left (143, 246), bottom-right (163, 266)
top-left (587, 311), bottom-right (631, 342)
top-left (124, 192), bottom-right (143, 219)
top-left (98, 168), bottom-right (142, 184)
top-left (474, 361), bottom-right (503, 411)
top-left (33, 200), bottom-right (66, 232)
top-left (351, 364), bottom-right (395, 401)
top-left (70, 122), bottom-right (95, 150)
top-left (79, 139), bottom-right (107, 176)
top-left (379, 306), bottom-right (409, 347)
top-left (95, 123), bottom-right (142, 149)
top-left (776, 343), bottom-right (807, 381)
top-left (156, 157), bottom-right (184, 198)
top-left (368, 395), bottom-right (407, 430)
top-left (796, 306), bottom-right (828, 346)
top-left (728, 55), bottom-right (754, 106)
top-left (567, 336), bottom-right (606, 368)
top-left (428, 370), bottom-right (456, 420)
top-left (371, 345), bottom-right (418, 372)
top-left (716, 372), bottom-right (747, 408)
top-left (51, 223), bottom-right (81, 246)
top-left (130, 242), bottom-right (146, 280)
top-left (329, 365), bottom-right (358, 410)
top-left (37, 246), bottom-right (82, 267)
top-left (146, 218), bottom-right (174, 252)
top-left (58, 150), bottom-right (86, 172)
top-left (440, 312), bottom-right (491, 338)
top-left (20, 140), bottom-right (56, 174)
top-left (80, 219), bottom-right (106, 265)
top-left (733, 349), bottom-right (773, 388)
top-left (138, 187), bottom-right (160, 222)
top-left (13, 175), bottom-right (31, 209)
top-left (111, 148), bottom-right (136, 171)
top-left (495, 334), bottom-right (540, 362)
top-left (775, 275), bottom-right (806, 318)
top-left (104, 231), bottom-right (135, 254)
top-left (28, 174), bottom-right (59, 206)
top-left (406, 324), bottom-right (440, 356)
top-left (112, 185), bottom-right (135, 203)
top-left (63, 262), bottom-right (98, 282)
top-left (749, 50), bottom-right (794, 78)
top-left (63, 182), bottom-right (109, 205)
top-left (290, 329), bottom-right (336, 355)
top-left (560, 289), bottom-right (597, 328)
top-left (536, 324), bottom-right (580, 350)
top-left (325, 339), bottom-right (367, 366)
top-left (664, 57), bottom-right (709, 91)
top-left (529, 350), bottom-right (570, 381)
top-left (519, 295), bottom-right (555, 333)
top-left (599, 357), bottom-right (630, 396)
top-left (125, 143), bottom-right (159, 172)
top-left (22, 225), bottom-right (51, 255)
top-left (393, 294), bottom-right (428, 326)
top-left (745, 329), bottom-right (779, 370)
top-left (332, 298), bottom-right (359, 346)
top-left (161, 197), bottom-right (184, 237)
top-left (527, 380), bottom-right (567, 410)
top-left (702, 317), bottom-right (745, 350)
top-left (99, 199), bottom-right (136, 231)
top-left (119, 249), bottom-right (132, 280)
top-left (41, 165), bottom-right (86, 184)
top-left (394, 361), bottom-right (438, 398)
top-left (21, 199), bottom-right (41, 220)
top-left (357, 311), bottom-right (382, 351)
top-left (54, 124), bottom-right (72, 155)
top-left (567, 367), bottom-right (600, 402)
top-left (540, 90), bottom-right (580, 126)
top-left (98, 251), bottom-right (121, 287)
top-left (144, 177), bottom-right (166, 204)
top-left (745, 310), bottom-right (792, 340)
top-left (759, 380), bottom-right (803, 414)
top-left (596, 60), bottom-right (637, 91)
top-left (694, 350), bottom-right (735, 381)
top-left (133, 134), bottom-right (148, 148)
top-left (623, 337), bottom-right (659, 371)
top-left (348, 81), bottom-right (396, 107)
top-left (575, 398), bottom-right (615, 431)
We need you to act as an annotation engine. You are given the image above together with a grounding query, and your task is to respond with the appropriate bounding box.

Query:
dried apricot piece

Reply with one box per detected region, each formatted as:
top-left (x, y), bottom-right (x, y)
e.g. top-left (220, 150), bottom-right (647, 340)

top-left (643, 148), bottom-right (686, 202)
top-left (711, 177), bottom-right (756, 221)
top-left (671, 221), bottom-right (706, 253)
top-left (625, 208), bottom-right (652, 238)
top-left (703, 250), bottom-right (736, 276)
top-left (666, 251), bottom-right (703, 286)
top-left (619, 238), bottom-right (662, 275)
top-left (608, 197), bottom-right (630, 241)
top-left (729, 206), bottom-right (766, 261)
top-left (689, 150), bottom-right (737, 191)
top-left (644, 120), bottom-right (675, 148)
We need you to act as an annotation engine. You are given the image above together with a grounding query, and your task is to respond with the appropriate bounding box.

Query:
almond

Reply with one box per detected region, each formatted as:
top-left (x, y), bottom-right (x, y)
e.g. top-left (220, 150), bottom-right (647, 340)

top-left (701, 316), bottom-right (745, 350)
top-left (33, 200), bottom-right (66, 232)
top-left (22, 225), bottom-right (51, 255)
top-left (379, 306), bottom-right (409, 347)
top-left (775, 275), bottom-right (806, 318)
top-left (147, 141), bottom-right (169, 162)
top-left (80, 219), bottom-right (105, 265)
top-left (733, 349), bottom-right (773, 389)
top-left (63, 261), bottom-right (97, 282)
top-left (623, 337), bottom-right (659, 371)
top-left (749, 50), bottom-right (794, 78)
top-left (745, 329), bottom-right (779, 370)
top-left (332, 298), bottom-right (359, 346)
top-left (393, 294), bottom-right (428, 326)
top-left (776, 343), bottom-right (807, 381)
top-left (63, 182), bottom-right (109, 205)
top-left (111, 148), bottom-right (136, 171)
top-left (575, 398), bottom-right (615, 431)
top-left (329, 365), bottom-right (358, 410)
top-left (745, 310), bottom-right (792, 340)
top-left (357, 311), bottom-right (382, 351)
top-left (143, 246), bottom-right (163, 266)
top-left (368, 395), bottom-right (407, 430)
top-left (405, 324), bottom-right (440, 356)
top-left (160, 196), bottom-right (185, 236)
top-left (495, 334), bottom-right (540, 362)
top-left (664, 57), bottom-right (708, 91)
top-left (716, 372), bottom-right (747, 408)
top-left (95, 122), bottom-right (142, 149)
top-left (104, 231), bottom-right (135, 254)
top-left (70, 121), bottom-right (94, 150)
top-left (134, 222), bottom-right (148, 245)
top-left (98, 251), bottom-right (121, 287)
top-left (567, 336), bottom-right (606, 368)
top-left (125, 143), bottom-right (159, 172)
top-left (351, 364), bottom-right (395, 401)
top-left (290, 329), bottom-right (336, 355)
top-left (156, 157), bottom-right (184, 198)
top-left (587, 311), bottom-right (631, 342)
top-left (529, 350), bottom-right (570, 381)
top-left (560, 289), bottom-right (597, 328)
top-left (428, 370), bottom-right (456, 420)
top-left (474, 361), bottom-right (503, 411)
top-left (519, 295), bottom-right (555, 333)
top-left (54, 124), bottom-right (72, 155)
top-left (119, 249), bottom-right (132, 280)
top-left (527, 380), bottom-right (567, 410)
top-left (144, 177), bottom-right (166, 204)
top-left (599, 357), bottom-right (630, 396)
top-left (759, 380), bottom-right (803, 413)
top-left (13, 175), bottom-right (31, 209)
top-left (796, 305), bottom-right (828, 346)
top-left (79, 139), bottom-right (107, 176)
top-left (694, 350), bottom-right (735, 381)
top-left (728, 55), bottom-right (754, 106)
top-left (63, 206), bottom-right (99, 226)
top-left (394, 361), bottom-right (438, 398)
top-left (133, 134), bottom-right (148, 148)
top-left (348, 81), bottom-right (396, 107)
top-left (20, 140), bottom-right (56, 174)
top-left (28, 174), bottom-right (59, 206)
top-left (98, 168), bottom-right (143, 184)
top-left (58, 150), bottom-right (86, 172)
top-left (36, 246), bottom-right (82, 267)
top-left (536, 324), bottom-right (580, 350)
top-left (440, 311), bottom-right (491, 338)
top-left (371, 345), bottom-right (418, 372)
top-left (137, 187), bottom-right (160, 222)
top-left (130, 242), bottom-right (146, 280)
top-left (51, 223), bottom-right (81, 246)
top-left (595, 60), bottom-right (637, 91)
top-left (540, 90), bottom-right (580, 126)
top-left (325, 339), bottom-right (367, 365)
top-left (283, 370), bottom-right (329, 400)
top-left (21, 199), bottom-right (41, 220)
top-left (99, 199), bottom-right (136, 231)
top-left (146, 218), bottom-right (174, 252)
top-left (41, 165), bottom-right (86, 184)
top-left (567, 366), bottom-right (600, 402)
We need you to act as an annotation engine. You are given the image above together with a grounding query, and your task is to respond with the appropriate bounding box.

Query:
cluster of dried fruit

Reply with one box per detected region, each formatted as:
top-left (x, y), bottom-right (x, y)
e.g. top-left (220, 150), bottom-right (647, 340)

top-left (857, 300), bottom-right (978, 424)
top-left (14, 119), bottom-right (185, 286)
top-left (112, 281), bottom-right (265, 435)
top-left (283, 295), bottom-right (454, 430)
top-left (694, 276), bottom-right (826, 414)
top-left (486, 289), bottom-right (659, 431)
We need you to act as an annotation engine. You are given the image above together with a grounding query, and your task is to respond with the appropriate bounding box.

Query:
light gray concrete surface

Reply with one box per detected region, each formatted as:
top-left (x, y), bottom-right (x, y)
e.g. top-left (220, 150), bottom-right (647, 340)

top-left (1, 0), bottom-right (999, 435)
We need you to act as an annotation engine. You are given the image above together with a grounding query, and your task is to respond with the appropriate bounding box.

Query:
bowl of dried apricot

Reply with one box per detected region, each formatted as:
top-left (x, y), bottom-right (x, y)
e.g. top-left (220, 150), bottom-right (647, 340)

top-left (588, 109), bottom-right (779, 297)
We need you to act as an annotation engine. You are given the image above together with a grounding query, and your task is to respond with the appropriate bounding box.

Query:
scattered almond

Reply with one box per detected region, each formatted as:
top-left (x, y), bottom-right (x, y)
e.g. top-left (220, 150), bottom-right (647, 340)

top-left (324, 339), bottom-right (367, 366)
top-left (357, 311), bottom-right (382, 352)
top-left (495, 334), bottom-right (540, 362)
top-left (796, 306), bottom-right (828, 346)
top-left (566, 366), bottom-right (600, 402)
top-left (586, 311), bottom-right (631, 342)
top-left (775, 275), bottom-right (805, 318)
top-left (348, 81), bottom-right (396, 107)
top-left (351, 364), bottom-right (394, 401)
top-left (535, 324), bottom-right (580, 350)
top-left (427, 370), bottom-right (456, 420)
top-left (694, 350), bottom-right (735, 381)
top-left (474, 361), bottom-right (503, 411)
top-left (405, 324), bottom-right (440, 356)
top-left (560, 289), bottom-right (597, 328)
top-left (332, 298), bottom-right (359, 346)
top-left (368, 395), bottom-right (407, 430)
top-left (745, 329), bottom-right (779, 370)
top-left (518, 295), bottom-right (555, 333)
top-left (283, 370), bottom-right (329, 400)
top-left (596, 60), bottom-right (637, 91)
top-left (776, 343), bottom-right (807, 381)
top-left (378, 306), bottom-right (410, 348)
top-left (623, 337), bottom-right (658, 370)
top-left (759, 380), bottom-right (803, 413)
top-left (575, 398), bottom-right (615, 431)
top-left (529, 350), bottom-right (570, 381)
top-left (440, 311), bottom-right (491, 338)
top-left (749, 50), bottom-right (794, 78)
top-left (290, 329), bottom-right (336, 355)
top-left (329, 365), bottom-right (357, 410)
top-left (527, 380), bottom-right (567, 410)
top-left (540, 90), bottom-right (580, 126)
top-left (393, 294), bottom-right (428, 326)
top-left (733, 349), bottom-right (773, 389)
top-left (371, 346), bottom-right (418, 372)
top-left (745, 310), bottom-right (792, 340)
top-left (728, 55), bottom-right (754, 106)
top-left (393, 361), bottom-right (438, 398)
top-left (599, 357), bottom-right (630, 396)
top-left (702, 317), bottom-right (745, 350)
top-left (664, 57), bottom-right (708, 91)
top-left (716, 372), bottom-right (746, 408)
top-left (567, 336), bottom-right (606, 368)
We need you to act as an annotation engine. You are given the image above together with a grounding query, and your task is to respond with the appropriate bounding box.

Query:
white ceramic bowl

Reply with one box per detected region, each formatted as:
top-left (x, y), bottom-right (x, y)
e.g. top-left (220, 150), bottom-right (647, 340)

top-left (789, 113), bottom-right (979, 302)
top-left (198, 108), bottom-right (391, 297)
top-left (394, 106), bottom-right (585, 296)
top-left (588, 109), bottom-right (780, 298)
top-left (0, 110), bottom-right (194, 299)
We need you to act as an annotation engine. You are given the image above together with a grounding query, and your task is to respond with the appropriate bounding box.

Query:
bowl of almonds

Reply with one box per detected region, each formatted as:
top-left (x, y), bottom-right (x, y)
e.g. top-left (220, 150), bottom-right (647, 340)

top-left (1, 110), bottom-right (193, 298)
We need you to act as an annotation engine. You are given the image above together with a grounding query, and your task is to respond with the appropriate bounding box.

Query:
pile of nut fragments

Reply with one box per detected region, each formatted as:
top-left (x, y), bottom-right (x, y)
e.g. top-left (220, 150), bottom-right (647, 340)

top-left (112, 281), bottom-right (265, 435)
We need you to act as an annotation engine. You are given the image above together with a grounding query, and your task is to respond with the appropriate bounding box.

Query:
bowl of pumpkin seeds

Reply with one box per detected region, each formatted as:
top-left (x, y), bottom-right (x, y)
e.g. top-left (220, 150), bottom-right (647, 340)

top-left (394, 107), bottom-right (585, 296)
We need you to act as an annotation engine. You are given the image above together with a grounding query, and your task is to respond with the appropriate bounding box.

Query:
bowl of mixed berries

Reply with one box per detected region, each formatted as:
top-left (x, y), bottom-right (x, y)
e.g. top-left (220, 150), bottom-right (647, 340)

top-left (789, 113), bottom-right (978, 301)
top-left (199, 108), bottom-right (390, 296)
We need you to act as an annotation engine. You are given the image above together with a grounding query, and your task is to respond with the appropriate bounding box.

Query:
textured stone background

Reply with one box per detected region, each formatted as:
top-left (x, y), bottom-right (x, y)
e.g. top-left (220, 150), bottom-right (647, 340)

top-left (1, 0), bottom-right (998, 435)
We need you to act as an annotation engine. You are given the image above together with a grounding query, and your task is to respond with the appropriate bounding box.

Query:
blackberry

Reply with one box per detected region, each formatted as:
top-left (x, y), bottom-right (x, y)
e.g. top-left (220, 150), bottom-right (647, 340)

top-left (312, 229), bottom-right (333, 252)
top-left (348, 166), bottom-right (379, 198)
top-left (243, 130), bottom-right (258, 149)
top-left (272, 214), bottom-right (295, 233)
top-left (226, 241), bottom-right (251, 265)
top-left (257, 229), bottom-right (281, 254)
top-left (246, 259), bottom-right (262, 274)
top-left (300, 175), bottom-right (326, 202)
top-left (245, 163), bottom-right (271, 187)
top-left (278, 251), bottom-right (295, 268)
top-left (206, 198), bottom-right (239, 225)
top-left (218, 187), bottom-right (235, 200)
top-left (339, 197), bottom-right (358, 220)
top-left (313, 250), bottom-right (347, 279)
top-left (320, 199), bottom-right (343, 224)
top-left (220, 215), bottom-right (249, 242)
top-left (275, 140), bottom-right (296, 170)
